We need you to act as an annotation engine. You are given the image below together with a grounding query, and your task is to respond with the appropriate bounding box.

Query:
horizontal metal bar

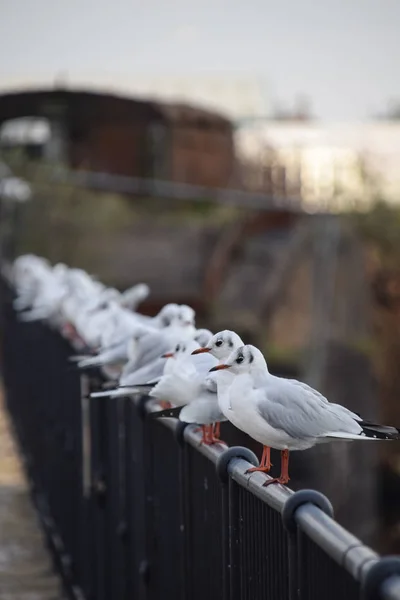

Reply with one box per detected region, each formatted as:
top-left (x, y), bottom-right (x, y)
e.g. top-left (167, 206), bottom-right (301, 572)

top-left (382, 575), bottom-right (400, 600)
top-left (49, 168), bottom-right (320, 214)
top-left (145, 401), bottom-right (228, 462)
top-left (228, 456), bottom-right (292, 511)
top-left (295, 503), bottom-right (378, 580)
top-left (54, 385), bottom-right (388, 595)
top-left (158, 415), bottom-right (179, 434)
top-left (184, 423), bottom-right (227, 463)
top-left (145, 399), bottom-right (180, 434)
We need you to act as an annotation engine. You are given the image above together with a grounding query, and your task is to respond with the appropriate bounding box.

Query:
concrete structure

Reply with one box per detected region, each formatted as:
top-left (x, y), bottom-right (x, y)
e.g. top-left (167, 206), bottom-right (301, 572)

top-left (0, 88), bottom-right (235, 188)
top-left (0, 388), bottom-right (65, 599)
top-left (237, 121), bottom-right (400, 211)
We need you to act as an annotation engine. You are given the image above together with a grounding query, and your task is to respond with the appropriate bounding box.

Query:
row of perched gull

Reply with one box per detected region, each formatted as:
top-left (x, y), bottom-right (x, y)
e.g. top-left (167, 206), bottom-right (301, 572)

top-left (10, 254), bottom-right (400, 486)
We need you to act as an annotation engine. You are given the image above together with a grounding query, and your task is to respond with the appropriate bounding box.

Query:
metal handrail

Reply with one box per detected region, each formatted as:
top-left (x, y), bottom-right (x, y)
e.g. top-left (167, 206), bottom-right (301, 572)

top-left (148, 399), bottom-right (400, 600)
top-left (1, 288), bottom-right (400, 600)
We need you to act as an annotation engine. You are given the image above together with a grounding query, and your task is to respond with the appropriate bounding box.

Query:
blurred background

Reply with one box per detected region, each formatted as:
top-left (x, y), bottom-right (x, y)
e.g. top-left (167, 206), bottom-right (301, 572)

top-left (1, 0), bottom-right (400, 558)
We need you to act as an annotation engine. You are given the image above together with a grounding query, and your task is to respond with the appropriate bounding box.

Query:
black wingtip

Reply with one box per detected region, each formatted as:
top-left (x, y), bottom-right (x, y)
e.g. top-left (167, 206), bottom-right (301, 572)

top-left (119, 383), bottom-right (156, 389)
top-left (361, 423), bottom-right (400, 440)
top-left (151, 406), bottom-right (183, 419)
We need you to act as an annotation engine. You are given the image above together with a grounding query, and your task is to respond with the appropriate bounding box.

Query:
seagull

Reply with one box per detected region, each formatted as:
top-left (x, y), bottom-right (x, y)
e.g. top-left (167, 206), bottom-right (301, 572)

top-left (191, 329), bottom-right (244, 390)
top-left (88, 307), bottom-right (198, 398)
top-left (193, 330), bottom-right (365, 474)
top-left (210, 344), bottom-right (400, 486)
top-left (151, 339), bottom-right (218, 400)
top-left (120, 306), bottom-right (196, 380)
top-left (189, 330), bottom-right (247, 445)
top-left (75, 303), bottom-right (182, 370)
top-left (150, 340), bottom-right (225, 444)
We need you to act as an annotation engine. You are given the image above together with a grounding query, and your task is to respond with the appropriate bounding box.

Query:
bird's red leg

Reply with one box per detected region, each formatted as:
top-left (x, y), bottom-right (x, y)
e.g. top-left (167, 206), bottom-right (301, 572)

top-left (246, 446), bottom-right (273, 474)
top-left (199, 425), bottom-right (209, 444)
top-left (207, 422), bottom-right (226, 445)
top-left (263, 449), bottom-right (290, 486)
top-left (199, 424), bottom-right (225, 445)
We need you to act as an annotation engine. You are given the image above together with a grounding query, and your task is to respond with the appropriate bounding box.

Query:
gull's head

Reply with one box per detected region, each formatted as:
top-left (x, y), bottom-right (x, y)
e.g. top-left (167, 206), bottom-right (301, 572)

top-left (53, 263), bottom-right (68, 280)
top-left (157, 303), bottom-right (180, 327)
top-left (162, 339), bottom-right (199, 359)
top-left (194, 328), bottom-right (213, 348)
top-left (209, 344), bottom-right (267, 375)
top-left (133, 283), bottom-right (150, 302)
top-left (192, 330), bottom-right (244, 361)
top-left (173, 304), bottom-right (196, 328)
top-left (101, 288), bottom-right (120, 302)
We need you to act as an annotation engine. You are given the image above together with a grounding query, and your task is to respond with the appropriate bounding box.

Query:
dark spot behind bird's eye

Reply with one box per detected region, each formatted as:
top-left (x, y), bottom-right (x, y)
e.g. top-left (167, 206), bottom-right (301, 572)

top-left (249, 353), bottom-right (254, 364)
top-left (216, 339), bottom-right (223, 347)
top-left (228, 338), bottom-right (234, 347)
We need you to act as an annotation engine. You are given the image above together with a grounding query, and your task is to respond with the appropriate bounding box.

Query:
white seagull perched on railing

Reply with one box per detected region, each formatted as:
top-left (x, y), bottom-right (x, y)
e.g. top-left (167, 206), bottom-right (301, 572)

top-left (210, 344), bottom-right (400, 486)
top-left (151, 330), bottom-right (248, 444)
top-left (88, 306), bottom-right (203, 397)
top-left (150, 338), bottom-right (225, 444)
top-left (74, 303), bottom-right (184, 370)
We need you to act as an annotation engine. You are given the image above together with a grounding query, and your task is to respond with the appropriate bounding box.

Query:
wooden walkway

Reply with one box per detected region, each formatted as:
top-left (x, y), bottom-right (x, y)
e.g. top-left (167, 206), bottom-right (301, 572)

top-left (0, 387), bottom-right (65, 600)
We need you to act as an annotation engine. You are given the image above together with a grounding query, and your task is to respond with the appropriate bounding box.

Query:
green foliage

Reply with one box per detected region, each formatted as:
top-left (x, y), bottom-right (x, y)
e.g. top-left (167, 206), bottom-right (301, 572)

top-left (0, 156), bottom-right (240, 275)
top-left (352, 201), bottom-right (400, 266)
top-left (263, 343), bottom-right (302, 366)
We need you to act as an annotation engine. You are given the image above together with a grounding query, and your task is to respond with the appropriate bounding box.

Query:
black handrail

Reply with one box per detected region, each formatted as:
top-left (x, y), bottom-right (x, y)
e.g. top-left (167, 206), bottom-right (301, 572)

top-left (1, 284), bottom-right (400, 600)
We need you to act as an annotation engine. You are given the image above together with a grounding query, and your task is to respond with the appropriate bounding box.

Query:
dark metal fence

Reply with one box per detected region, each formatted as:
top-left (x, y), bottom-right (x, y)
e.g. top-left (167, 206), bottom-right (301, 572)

top-left (2, 282), bottom-right (400, 600)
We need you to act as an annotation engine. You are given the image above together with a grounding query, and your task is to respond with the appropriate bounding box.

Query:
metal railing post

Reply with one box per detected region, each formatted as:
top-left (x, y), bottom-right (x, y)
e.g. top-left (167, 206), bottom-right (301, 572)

top-left (362, 557), bottom-right (400, 600)
top-left (282, 489), bottom-right (334, 600)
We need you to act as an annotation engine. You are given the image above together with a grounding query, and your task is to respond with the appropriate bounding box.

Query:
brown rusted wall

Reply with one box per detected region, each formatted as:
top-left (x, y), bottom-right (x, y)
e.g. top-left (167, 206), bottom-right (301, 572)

top-left (71, 115), bottom-right (235, 186)
top-left (167, 125), bottom-right (235, 188)
top-left (0, 88), bottom-right (235, 188)
top-left (70, 122), bottom-right (149, 176)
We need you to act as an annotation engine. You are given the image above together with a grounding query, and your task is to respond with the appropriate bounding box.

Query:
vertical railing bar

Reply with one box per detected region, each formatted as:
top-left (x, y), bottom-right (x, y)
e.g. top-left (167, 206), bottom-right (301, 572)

top-left (176, 425), bottom-right (190, 600)
top-left (80, 374), bottom-right (91, 499)
top-left (221, 479), bottom-right (231, 600)
top-left (228, 478), bottom-right (241, 600)
top-left (182, 443), bottom-right (194, 599)
top-left (88, 376), bottom-right (107, 600)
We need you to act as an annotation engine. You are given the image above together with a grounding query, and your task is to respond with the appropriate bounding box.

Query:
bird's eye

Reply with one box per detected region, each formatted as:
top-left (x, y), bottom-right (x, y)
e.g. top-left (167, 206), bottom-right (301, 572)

top-left (176, 344), bottom-right (180, 352)
top-left (216, 340), bottom-right (223, 347)
top-left (236, 355), bottom-right (244, 364)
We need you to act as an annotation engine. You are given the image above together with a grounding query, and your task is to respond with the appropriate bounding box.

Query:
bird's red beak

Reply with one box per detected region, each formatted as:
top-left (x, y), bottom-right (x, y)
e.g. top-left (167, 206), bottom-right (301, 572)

top-left (209, 364), bottom-right (230, 372)
top-left (192, 347), bottom-right (211, 355)
top-left (162, 352), bottom-right (174, 358)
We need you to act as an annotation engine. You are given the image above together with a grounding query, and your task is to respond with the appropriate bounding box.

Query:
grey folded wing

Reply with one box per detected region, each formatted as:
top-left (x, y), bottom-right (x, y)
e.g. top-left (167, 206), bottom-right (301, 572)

top-left (120, 357), bottom-right (166, 386)
top-left (256, 379), bottom-right (362, 441)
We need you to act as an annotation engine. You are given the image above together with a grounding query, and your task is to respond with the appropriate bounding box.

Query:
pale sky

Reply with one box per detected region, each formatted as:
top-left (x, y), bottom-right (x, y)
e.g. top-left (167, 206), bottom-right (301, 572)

top-left (1, 0), bottom-right (400, 120)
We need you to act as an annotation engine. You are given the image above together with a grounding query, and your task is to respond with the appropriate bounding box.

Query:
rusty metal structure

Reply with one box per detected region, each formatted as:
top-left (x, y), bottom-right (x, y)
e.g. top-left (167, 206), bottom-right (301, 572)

top-left (0, 88), bottom-right (235, 188)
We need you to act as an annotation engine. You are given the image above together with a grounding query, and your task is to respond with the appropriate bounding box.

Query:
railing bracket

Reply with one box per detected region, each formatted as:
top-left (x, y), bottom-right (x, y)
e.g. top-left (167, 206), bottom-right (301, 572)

top-left (282, 489), bottom-right (334, 534)
top-left (216, 445), bottom-right (259, 483)
top-left (362, 556), bottom-right (400, 600)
